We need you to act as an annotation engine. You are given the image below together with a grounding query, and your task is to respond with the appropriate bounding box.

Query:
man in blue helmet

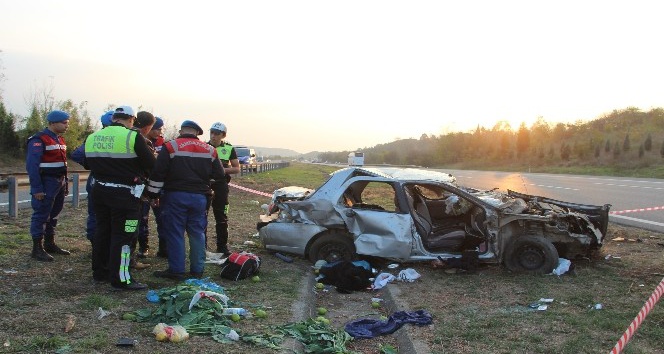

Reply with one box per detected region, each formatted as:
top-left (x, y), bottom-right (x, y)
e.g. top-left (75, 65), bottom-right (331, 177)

top-left (71, 110), bottom-right (114, 246)
top-left (26, 110), bottom-right (71, 261)
top-left (147, 120), bottom-right (225, 280)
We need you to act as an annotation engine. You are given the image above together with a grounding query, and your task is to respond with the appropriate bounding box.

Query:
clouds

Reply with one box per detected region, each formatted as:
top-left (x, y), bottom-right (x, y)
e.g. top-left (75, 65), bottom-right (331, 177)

top-left (1, 1), bottom-right (663, 152)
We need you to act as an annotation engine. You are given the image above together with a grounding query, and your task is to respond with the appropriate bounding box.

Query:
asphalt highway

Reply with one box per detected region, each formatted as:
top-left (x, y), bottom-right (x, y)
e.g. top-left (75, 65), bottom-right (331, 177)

top-left (440, 169), bottom-right (664, 234)
top-left (3, 168), bottom-right (664, 233)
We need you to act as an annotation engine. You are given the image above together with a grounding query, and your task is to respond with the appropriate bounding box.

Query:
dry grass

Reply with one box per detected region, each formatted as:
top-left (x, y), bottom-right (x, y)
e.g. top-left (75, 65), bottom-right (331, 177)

top-left (1, 164), bottom-right (663, 353)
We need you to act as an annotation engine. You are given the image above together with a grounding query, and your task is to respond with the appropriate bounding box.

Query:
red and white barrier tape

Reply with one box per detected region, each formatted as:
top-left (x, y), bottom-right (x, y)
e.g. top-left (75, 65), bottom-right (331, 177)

top-left (610, 277), bottom-right (664, 354)
top-left (228, 183), bottom-right (273, 198)
top-left (610, 206), bottom-right (664, 215)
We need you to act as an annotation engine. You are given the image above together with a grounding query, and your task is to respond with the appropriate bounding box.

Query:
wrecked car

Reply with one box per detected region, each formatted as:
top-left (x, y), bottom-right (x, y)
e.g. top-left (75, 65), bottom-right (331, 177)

top-left (257, 167), bottom-right (611, 274)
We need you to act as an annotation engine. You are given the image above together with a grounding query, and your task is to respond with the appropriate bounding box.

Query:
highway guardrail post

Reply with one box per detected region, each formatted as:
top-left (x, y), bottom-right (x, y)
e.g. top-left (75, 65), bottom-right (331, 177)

top-left (71, 173), bottom-right (80, 208)
top-left (8, 176), bottom-right (18, 218)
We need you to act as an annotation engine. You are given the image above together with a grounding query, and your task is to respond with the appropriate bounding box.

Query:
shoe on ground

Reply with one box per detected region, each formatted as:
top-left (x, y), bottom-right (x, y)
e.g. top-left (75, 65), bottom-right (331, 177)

top-left (44, 244), bottom-right (71, 255)
top-left (111, 282), bottom-right (148, 291)
top-left (31, 249), bottom-right (54, 262)
top-left (153, 269), bottom-right (185, 280)
top-left (93, 273), bottom-right (109, 283)
top-left (216, 248), bottom-right (232, 257)
top-left (189, 272), bottom-right (204, 279)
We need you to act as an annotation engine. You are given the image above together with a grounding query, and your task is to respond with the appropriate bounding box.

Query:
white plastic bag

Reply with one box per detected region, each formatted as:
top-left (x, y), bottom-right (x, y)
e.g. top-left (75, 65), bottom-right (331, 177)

top-left (398, 268), bottom-right (421, 282)
top-left (373, 273), bottom-right (396, 289)
top-left (550, 258), bottom-right (571, 276)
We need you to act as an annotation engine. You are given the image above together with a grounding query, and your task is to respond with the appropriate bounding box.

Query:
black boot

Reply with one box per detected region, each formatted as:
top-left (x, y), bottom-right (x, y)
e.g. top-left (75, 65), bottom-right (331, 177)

top-left (44, 235), bottom-right (71, 255)
top-left (31, 239), bottom-right (54, 262)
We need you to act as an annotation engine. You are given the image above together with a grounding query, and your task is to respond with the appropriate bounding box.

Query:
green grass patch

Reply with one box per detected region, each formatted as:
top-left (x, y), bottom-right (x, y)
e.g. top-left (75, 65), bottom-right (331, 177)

top-left (81, 294), bottom-right (121, 310)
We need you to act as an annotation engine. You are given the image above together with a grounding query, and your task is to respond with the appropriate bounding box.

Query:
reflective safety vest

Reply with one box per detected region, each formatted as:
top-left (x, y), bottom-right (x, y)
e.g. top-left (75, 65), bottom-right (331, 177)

top-left (215, 142), bottom-right (233, 165)
top-left (85, 126), bottom-right (138, 159)
top-left (29, 131), bottom-right (67, 171)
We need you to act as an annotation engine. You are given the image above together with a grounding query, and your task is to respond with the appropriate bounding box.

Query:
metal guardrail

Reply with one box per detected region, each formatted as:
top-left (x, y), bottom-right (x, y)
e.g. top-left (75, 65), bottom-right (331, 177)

top-left (1, 162), bottom-right (289, 218)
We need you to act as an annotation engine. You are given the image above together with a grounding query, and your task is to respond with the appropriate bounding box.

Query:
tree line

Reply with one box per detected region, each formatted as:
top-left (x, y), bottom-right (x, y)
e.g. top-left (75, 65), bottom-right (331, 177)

top-left (316, 107), bottom-right (664, 171)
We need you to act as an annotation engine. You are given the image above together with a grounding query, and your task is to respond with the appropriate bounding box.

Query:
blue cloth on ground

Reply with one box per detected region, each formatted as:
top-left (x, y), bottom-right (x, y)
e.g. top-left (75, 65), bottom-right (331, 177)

top-left (344, 310), bottom-right (433, 338)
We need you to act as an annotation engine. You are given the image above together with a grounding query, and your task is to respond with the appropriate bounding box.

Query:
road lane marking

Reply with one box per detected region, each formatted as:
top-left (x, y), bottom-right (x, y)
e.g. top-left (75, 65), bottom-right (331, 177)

top-left (594, 182), bottom-right (664, 190)
top-left (527, 184), bottom-right (579, 191)
top-left (610, 214), bottom-right (664, 228)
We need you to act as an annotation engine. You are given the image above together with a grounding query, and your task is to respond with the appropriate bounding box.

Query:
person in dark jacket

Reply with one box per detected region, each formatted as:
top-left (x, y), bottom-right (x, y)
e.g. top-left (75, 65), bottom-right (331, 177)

top-left (146, 117), bottom-right (167, 257)
top-left (147, 120), bottom-right (225, 280)
top-left (206, 122), bottom-right (240, 255)
top-left (130, 111), bottom-right (156, 264)
top-left (84, 106), bottom-right (155, 290)
top-left (70, 110), bottom-right (114, 246)
top-left (26, 110), bottom-right (71, 261)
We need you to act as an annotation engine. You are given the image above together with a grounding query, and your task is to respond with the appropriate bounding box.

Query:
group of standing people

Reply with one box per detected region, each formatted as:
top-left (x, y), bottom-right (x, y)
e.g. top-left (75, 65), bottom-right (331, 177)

top-left (26, 107), bottom-right (240, 291)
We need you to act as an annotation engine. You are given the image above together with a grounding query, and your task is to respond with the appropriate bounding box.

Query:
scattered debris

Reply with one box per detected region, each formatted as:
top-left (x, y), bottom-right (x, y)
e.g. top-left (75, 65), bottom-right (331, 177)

top-left (205, 251), bottom-right (229, 265)
top-left (153, 323), bottom-right (190, 343)
top-left (345, 310), bottom-right (433, 338)
top-left (2, 269), bottom-right (18, 274)
top-left (397, 268), bottom-right (421, 282)
top-left (550, 258), bottom-right (571, 276)
top-left (64, 314), bottom-right (76, 333)
top-left (116, 337), bottom-right (137, 347)
top-left (529, 303), bottom-right (548, 311)
top-left (612, 237), bottom-right (625, 242)
top-left (274, 252), bottom-right (293, 263)
top-left (589, 303), bottom-right (603, 310)
top-left (97, 307), bottom-right (112, 320)
top-left (605, 254), bottom-right (622, 260)
top-left (373, 273), bottom-right (396, 289)
top-left (529, 298), bottom-right (554, 311)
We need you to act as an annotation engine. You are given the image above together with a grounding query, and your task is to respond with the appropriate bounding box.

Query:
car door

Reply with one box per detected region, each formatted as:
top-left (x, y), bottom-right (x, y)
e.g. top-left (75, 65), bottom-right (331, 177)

top-left (337, 179), bottom-right (414, 259)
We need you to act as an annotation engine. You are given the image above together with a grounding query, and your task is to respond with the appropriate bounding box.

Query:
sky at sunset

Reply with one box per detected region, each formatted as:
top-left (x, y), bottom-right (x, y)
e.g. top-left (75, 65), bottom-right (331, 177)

top-left (1, 0), bottom-right (663, 153)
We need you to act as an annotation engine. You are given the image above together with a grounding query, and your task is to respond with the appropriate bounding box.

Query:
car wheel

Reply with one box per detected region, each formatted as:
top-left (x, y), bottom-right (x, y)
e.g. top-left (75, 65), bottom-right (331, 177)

top-left (308, 231), bottom-right (356, 263)
top-left (504, 236), bottom-right (558, 274)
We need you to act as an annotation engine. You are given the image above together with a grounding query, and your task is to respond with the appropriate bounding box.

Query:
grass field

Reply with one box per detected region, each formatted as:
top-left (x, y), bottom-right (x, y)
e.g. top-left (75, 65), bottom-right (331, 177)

top-left (0, 162), bottom-right (663, 353)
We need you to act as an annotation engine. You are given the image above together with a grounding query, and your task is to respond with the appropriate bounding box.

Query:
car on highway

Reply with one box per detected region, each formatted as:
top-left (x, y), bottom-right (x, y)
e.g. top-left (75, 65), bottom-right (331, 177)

top-left (257, 167), bottom-right (611, 274)
top-left (235, 146), bottom-right (257, 165)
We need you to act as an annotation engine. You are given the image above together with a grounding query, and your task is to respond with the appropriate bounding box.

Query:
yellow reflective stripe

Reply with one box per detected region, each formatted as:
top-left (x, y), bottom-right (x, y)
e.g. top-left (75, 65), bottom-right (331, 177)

top-left (119, 245), bottom-right (131, 284)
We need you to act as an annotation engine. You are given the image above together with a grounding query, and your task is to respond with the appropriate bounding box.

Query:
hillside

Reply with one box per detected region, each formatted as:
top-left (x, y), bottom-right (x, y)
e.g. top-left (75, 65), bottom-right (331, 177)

top-left (247, 146), bottom-right (301, 158)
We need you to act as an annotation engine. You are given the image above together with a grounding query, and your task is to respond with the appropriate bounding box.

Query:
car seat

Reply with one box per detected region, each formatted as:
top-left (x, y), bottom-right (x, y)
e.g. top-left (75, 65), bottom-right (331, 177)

top-left (407, 187), bottom-right (466, 251)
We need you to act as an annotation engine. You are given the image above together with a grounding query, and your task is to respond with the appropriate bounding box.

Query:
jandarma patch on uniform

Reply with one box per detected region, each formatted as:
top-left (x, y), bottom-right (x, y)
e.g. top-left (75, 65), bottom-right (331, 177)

top-left (124, 220), bottom-right (139, 233)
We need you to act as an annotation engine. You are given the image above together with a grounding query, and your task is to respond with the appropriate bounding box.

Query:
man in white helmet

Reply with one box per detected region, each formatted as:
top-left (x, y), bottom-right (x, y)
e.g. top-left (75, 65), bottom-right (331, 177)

top-left (207, 122), bottom-right (240, 256)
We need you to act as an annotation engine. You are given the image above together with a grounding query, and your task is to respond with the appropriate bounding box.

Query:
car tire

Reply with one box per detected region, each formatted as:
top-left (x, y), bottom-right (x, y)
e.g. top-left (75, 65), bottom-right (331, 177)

top-left (504, 236), bottom-right (558, 274)
top-left (308, 231), bottom-right (356, 263)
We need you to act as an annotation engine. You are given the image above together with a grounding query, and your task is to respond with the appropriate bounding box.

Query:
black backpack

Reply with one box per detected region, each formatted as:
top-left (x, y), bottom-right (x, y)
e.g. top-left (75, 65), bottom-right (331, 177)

top-left (220, 252), bottom-right (261, 281)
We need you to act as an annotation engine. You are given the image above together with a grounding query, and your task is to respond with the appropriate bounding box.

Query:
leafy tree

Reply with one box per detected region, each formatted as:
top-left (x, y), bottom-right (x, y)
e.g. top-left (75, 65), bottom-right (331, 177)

top-left (623, 133), bottom-right (630, 152)
top-left (613, 142), bottom-right (621, 158)
top-left (661, 140), bottom-right (664, 158)
top-left (0, 101), bottom-right (20, 157)
top-left (644, 133), bottom-right (652, 151)
top-left (560, 143), bottom-right (571, 160)
top-left (516, 122), bottom-right (530, 158)
top-left (639, 144), bottom-right (644, 158)
top-left (604, 139), bottom-right (611, 152)
top-left (594, 144), bottom-right (600, 158)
